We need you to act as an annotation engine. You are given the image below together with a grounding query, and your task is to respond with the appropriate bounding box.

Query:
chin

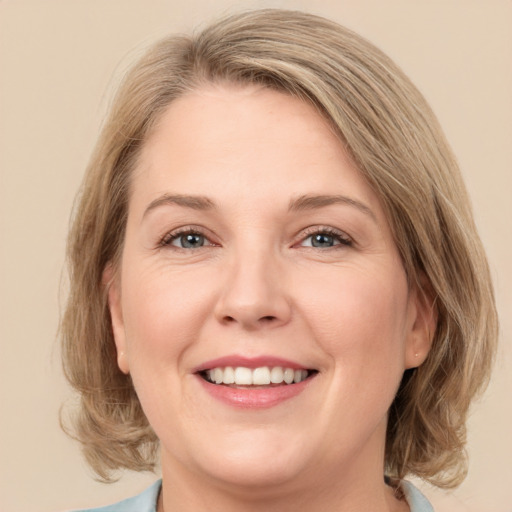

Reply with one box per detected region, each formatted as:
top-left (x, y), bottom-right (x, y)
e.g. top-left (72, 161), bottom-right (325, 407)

top-left (210, 460), bottom-right (300, 490)
top-left (180, 426), bottom-right (313, 491)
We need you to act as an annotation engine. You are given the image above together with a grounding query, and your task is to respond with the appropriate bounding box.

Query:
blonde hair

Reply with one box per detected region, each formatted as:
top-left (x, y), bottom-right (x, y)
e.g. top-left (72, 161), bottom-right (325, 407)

top-left (61, 9), bottom-right (498, 486)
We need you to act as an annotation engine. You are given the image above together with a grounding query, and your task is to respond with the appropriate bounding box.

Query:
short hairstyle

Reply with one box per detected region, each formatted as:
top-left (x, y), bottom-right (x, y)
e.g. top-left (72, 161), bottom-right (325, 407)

top-left (61, 9), bottom-right (498, 486)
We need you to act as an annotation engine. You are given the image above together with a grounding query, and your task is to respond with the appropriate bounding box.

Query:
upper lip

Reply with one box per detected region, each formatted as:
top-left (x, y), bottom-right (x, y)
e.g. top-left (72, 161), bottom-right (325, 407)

top-left (193, 355), bottom-right (314, 373)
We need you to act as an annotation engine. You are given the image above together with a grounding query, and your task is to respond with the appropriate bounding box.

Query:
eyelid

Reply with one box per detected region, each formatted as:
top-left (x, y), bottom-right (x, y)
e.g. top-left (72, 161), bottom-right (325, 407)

top-left (156, 224), bottom-right (352, 249)
top-left (158, 225), bottom-right (218, 248)
top-left (296, 225), bottom-right (353, 247)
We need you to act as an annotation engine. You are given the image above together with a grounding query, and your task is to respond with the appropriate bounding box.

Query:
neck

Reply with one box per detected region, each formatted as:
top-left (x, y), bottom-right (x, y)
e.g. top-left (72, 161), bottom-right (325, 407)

top-left (158, 451), bottom-right (409, 512)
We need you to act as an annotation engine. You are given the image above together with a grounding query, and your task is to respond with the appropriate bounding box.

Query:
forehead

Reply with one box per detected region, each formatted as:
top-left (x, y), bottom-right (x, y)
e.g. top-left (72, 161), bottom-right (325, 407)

top-left (130, 84), bottom-right (384, 220)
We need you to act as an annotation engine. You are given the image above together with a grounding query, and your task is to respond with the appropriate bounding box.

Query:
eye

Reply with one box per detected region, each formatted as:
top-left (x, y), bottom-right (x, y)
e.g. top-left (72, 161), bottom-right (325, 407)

top-left (160, 228), bottom-right (215, 249)
top-left (173, 233), bottom-right (206, 249)
top-left (299, 228), bottom-right (352, 248)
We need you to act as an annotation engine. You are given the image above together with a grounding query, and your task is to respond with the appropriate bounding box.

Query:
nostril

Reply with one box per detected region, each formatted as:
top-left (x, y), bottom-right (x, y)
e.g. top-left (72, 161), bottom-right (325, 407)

top-left (260, 315), bottom-right (277, 322)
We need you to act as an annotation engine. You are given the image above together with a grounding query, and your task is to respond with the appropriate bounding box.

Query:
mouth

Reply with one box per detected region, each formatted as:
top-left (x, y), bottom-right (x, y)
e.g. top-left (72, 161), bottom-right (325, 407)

top-left (193, 356), bottom-right (318, 407)
top-left (199, 366), bottom-right (318, 387)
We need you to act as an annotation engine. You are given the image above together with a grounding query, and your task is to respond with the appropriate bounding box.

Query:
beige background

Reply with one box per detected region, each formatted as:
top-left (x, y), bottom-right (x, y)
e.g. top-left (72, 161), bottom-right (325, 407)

top-left (1, 1), bottom-right (511, 511)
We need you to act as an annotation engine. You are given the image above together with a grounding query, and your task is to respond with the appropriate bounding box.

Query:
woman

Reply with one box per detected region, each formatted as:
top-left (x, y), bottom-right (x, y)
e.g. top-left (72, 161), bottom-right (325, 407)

top-left (61, 9), bottom-right (497, 512)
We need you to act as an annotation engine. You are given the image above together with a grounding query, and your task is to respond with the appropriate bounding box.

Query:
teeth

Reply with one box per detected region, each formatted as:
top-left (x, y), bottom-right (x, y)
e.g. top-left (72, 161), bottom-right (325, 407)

top-left (283, 368), bottom-right (294, 384)
top-left (204, 366), bottom-right (311, 386)
top-left (234, 367), bottom-right (253, 385)
top-left (253, 367), bottom-right (271, 385)
top-left (214, 368), bottom-right (223, 384)
top-left (222, 366), bottom-right (235, 384)
top-left (270, 367), bottom-right (284, 384)
top-left (294, 369), bottom-right (307, 383)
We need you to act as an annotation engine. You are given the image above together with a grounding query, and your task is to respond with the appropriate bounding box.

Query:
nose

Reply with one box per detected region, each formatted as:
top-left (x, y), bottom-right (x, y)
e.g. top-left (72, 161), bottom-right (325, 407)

top-left (214, 249), bottom-right (292, 330)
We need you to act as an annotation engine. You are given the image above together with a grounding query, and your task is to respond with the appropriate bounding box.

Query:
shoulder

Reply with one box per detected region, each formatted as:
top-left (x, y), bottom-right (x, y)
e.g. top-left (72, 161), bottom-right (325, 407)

top-left (66, 478), bottom-right (431, 512)
top-left (401, 480), bottom-right (435, 512)
top-left (67, 480), bottom-right (162, 512)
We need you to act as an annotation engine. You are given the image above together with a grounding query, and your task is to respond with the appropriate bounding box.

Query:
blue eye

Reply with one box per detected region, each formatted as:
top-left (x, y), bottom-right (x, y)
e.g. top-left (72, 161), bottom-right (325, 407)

top-left (160, 229), bottom-right (213, 249)
top-left (300, 229), bottom-right (352, 248)
top-left (310, 233), bottom-right (336, 248)
top-left (172, 233), bottom-right (206, 249)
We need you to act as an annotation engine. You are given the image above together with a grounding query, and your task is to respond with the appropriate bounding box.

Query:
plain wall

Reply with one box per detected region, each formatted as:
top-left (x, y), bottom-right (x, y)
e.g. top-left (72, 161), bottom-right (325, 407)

top-left (1, 1), bottom-right (511, 511)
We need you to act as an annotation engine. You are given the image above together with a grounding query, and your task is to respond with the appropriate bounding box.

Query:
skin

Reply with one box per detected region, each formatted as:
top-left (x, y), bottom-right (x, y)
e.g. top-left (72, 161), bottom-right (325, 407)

top-left (107, 85), bottom-right (434, 512)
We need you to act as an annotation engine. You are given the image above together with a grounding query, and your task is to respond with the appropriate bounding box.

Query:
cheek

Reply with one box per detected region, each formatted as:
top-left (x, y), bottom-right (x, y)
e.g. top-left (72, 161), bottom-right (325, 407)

top-left (288, 263), bottom-right (411, 459)
top-left (120, 263), bottom-right (217, 371)
top-left (118, 264), bottom-right (219, 432)
top-left (298, 264), bottom-right (409, 381)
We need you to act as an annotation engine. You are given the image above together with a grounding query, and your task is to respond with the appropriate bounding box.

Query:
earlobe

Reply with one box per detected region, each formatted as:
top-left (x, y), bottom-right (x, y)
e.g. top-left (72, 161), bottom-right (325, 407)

top-left (405, 280), bottom-right (438, 369)
top-left (103, 264), bottom-right (130, 375)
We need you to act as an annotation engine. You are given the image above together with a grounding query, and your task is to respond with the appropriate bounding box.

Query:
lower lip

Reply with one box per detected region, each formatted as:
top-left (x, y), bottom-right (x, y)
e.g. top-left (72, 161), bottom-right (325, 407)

top-left (196, 375), bottom-right (314, 408)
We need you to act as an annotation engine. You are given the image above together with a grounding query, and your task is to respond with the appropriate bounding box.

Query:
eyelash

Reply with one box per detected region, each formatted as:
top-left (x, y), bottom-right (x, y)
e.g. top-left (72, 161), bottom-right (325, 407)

top-left (158, 226), bottom-right (353, 250)
top-left (298, 226), bottom-right (353, 248)
top-left (159, 226), bottom-right (214, 249)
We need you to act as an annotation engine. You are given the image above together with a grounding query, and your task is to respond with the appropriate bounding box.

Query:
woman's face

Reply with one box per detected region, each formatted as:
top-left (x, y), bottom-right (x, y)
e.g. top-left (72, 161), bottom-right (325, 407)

top-left (108, 85), bottom-right (431, 493)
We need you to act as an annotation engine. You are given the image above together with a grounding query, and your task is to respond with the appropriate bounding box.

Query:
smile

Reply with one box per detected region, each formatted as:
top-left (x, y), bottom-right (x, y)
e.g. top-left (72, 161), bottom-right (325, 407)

top-left (194, 356), bottom-right (318, 407)
top-left (201, 366), bottom-right (314, 386)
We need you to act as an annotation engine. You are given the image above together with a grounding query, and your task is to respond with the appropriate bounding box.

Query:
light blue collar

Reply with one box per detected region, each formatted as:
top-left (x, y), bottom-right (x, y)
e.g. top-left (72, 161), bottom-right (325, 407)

top-left (72, 478), bottom-right (434, 512)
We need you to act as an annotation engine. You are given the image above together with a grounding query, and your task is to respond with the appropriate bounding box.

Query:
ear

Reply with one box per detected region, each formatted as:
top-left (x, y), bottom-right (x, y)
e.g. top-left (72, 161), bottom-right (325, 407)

top-left (103, 264), bottom-right (130, 375)
top-left (404, 275), bottom-right (438, 369)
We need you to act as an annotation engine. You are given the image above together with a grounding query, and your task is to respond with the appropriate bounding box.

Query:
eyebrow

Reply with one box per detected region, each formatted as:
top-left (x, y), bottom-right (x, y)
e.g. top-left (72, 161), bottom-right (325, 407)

top-left (143, 194), bottom-right (216, 218)
top-left (142, 192), bottom-right (377, 223)
top-left (288, 194), bottom-right (377, 222)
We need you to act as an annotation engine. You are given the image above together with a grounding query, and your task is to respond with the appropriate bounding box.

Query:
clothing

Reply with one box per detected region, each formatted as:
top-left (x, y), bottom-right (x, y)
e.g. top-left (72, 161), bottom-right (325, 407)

top-left (72, 478), bottom-right (434, 511)
top-left (70, 480), bottom-right (160, 512)
top-left (401, 480), bottom-right (435, 511)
